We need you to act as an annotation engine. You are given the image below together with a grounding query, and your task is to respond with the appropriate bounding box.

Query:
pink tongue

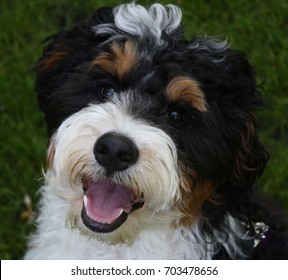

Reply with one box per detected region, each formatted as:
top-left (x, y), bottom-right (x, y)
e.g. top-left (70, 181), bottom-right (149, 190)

top-left (84, 180), bottom-right (134, 224)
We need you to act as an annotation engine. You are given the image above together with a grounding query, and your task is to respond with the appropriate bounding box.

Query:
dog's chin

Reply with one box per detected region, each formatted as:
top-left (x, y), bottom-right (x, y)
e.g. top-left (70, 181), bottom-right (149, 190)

top-left (81, 178), bottom-right (144, 234)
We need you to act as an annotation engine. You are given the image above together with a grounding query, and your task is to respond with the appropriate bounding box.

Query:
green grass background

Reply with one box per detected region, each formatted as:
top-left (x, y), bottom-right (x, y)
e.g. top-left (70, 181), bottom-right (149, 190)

top-left (0, 0), bottom-right (287, 259)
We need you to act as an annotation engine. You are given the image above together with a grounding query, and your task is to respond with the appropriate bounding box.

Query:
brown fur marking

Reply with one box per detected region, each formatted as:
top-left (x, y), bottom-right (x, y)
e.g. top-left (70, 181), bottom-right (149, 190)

top-left (178, 166), bottom-right (216, 227)
top-left (93, 40), bottom-right (138, 80)
top-left (47, 136), bottom-right (56, 169)
top-left (37, 50), bottom-right (67, 73)
top-left (166, 76), bottom-right (207, 112)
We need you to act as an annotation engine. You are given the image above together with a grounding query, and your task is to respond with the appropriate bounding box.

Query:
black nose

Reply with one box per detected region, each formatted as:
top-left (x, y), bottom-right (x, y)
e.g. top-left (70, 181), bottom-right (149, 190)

top-left (94, 132), bottom-right (139, 172)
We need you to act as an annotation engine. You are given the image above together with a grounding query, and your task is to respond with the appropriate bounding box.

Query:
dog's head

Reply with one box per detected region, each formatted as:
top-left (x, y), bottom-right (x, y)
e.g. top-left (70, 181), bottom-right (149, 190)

top-left (35, 3), bottom-right (268, 244)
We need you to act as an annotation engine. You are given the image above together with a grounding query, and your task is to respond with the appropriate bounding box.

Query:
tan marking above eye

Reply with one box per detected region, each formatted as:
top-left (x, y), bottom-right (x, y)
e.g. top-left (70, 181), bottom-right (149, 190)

top-left (166, 76), bottom-right (207, 112)
top-left (93, 40), bottom-right (138, 80)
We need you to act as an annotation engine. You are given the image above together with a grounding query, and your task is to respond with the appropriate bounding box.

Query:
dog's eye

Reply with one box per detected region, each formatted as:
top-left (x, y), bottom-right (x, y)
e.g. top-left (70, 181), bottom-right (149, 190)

top-left (168, 109), bottom-right (186, 123)
top-left (101, 87), bottom-right (114, 97)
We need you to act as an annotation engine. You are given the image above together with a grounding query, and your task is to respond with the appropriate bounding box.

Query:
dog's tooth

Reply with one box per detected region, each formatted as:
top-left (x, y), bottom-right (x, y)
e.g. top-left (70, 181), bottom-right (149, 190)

top-left (116, 209), bottom-right (123, 219)
top-left (83, 195), bottom-right (88, 209)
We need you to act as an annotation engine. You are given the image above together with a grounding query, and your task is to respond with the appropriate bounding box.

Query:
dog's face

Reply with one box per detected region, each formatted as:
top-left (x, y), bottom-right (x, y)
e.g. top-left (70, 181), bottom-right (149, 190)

top-left (35, 3), bottom-right (267, 244)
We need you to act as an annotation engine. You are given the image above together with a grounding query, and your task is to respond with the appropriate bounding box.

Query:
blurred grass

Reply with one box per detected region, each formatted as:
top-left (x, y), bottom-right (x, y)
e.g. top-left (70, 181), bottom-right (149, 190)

top-left (0, 0), bottom-right (287, 259)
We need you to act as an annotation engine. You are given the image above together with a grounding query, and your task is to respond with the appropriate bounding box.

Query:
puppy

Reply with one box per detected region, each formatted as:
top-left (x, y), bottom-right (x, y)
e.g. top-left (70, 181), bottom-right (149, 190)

top-left (25, 2), bottom-right (288, 259)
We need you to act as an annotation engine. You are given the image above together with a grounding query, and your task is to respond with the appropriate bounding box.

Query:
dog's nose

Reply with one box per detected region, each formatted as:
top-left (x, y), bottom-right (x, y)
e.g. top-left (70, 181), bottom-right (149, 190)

top-left (94, 132), bottom-right (139, 172)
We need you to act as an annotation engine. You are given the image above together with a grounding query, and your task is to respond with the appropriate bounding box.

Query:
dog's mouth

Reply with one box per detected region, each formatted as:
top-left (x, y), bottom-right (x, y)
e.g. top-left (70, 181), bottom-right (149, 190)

top-left (81, 179), bottom-right (144, 233)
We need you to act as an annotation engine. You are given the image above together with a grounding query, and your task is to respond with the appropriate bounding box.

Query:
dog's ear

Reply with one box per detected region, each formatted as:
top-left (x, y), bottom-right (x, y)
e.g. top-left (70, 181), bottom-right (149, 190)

top-left (34, 7), bottom-right (114, 120)
top-left (189, 37), bottom-right (269, 200)
top-left (35, 7), bottom-right (113, 74)
top-left (222, 101), bottom-right (269, 211)
top-left (216, 49), bottom-right (269, 209)
top-left (216, 48), bottom-right (269, 193)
